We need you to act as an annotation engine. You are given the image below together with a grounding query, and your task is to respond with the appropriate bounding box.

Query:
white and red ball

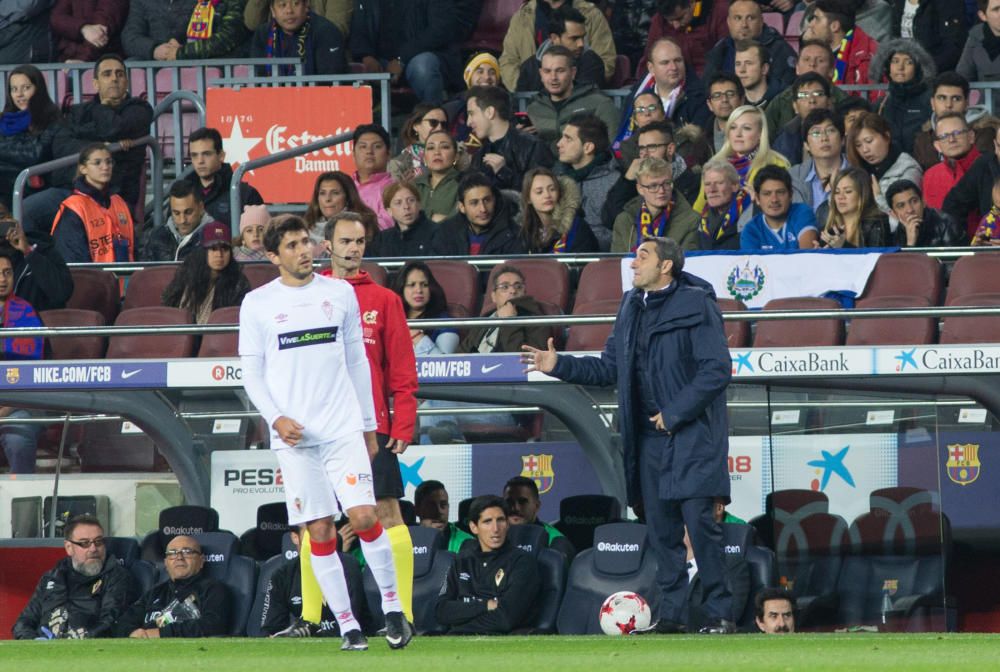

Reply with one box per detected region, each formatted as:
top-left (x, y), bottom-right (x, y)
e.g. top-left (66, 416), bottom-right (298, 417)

top-left (599, 591), bottom-right (651, 635)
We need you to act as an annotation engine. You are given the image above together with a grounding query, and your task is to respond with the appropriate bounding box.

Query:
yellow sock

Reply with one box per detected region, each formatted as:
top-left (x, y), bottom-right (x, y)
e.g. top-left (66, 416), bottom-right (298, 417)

top-left (299, 531), bottom-right (324, 623)
top-left (386, 524), bottom-right (414, 622)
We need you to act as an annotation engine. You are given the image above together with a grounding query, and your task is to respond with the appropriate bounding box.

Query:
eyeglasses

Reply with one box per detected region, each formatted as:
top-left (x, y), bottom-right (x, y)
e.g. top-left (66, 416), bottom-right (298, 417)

top-left (709, 90), bottom-right (740, 100)
top-left (634, 104), bottom-right (662, 115)
top-left (639, 180), bottom-right (673, 192)
top-left (796, 90), bottom-right (828, 100)
top-left (87, 158), bottom-right (114, 167)
top-left (67, 537), bottom-right (105, 549)
top-left (808, 127), bottom-right (840, 139)
top-left (494, 282), bottom-right (525, 292)
top-left (165, 548), bottom-right (202, 558)
top-left (423, 118), bottom-right (446, 129)
top-left (935, 129), bottom-right (971, 142)
top-left (638, 142), bottom-right (670, 154)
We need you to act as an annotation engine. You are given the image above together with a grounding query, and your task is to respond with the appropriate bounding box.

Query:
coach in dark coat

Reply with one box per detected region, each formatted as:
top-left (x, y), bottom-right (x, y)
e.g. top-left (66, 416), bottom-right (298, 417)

top-left (524, 236), bottom-right (734, 634)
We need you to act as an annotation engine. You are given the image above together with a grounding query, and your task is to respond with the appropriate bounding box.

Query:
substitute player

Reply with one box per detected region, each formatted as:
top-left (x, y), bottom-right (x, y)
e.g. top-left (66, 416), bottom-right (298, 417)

top-left (239, 214), bottom-right (413, 651)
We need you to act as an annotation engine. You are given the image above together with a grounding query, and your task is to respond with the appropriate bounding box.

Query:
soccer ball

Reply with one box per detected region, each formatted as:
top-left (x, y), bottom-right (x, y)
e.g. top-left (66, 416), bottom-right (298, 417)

top-left (599, 591), bottom-right (652, 635)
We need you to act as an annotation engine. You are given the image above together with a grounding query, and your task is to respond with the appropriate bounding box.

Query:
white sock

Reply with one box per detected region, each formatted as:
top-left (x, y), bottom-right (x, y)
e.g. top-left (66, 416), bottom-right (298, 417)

top-left (360, 530), bottom-right (403, 614)
top-left (310, 551), bottom-right (362, 634)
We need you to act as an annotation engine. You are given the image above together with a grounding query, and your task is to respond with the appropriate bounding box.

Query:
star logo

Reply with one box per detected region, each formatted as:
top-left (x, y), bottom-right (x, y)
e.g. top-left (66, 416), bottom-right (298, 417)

top-left (399, 456), bottom-right (425, 490)
top-left (806, 445), bottom-right (856, 492)
top-left (733, 352), bottom-right (754, 374)
top-left (895, 348), bottom-right (918, 372)
top-left (222, 117), bottom-right (263, 173)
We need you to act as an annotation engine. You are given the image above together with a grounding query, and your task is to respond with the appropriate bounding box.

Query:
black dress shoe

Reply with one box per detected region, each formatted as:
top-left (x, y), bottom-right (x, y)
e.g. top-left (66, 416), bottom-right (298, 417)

top-left (698, 618), bottom-right (737, 634)
top-left (630, 619), bottom-right (688, 635)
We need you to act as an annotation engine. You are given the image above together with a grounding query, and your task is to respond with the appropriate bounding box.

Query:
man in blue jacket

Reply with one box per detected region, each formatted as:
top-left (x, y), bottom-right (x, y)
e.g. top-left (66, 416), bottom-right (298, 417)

top-left (523, 236), bottom-right (736, 635)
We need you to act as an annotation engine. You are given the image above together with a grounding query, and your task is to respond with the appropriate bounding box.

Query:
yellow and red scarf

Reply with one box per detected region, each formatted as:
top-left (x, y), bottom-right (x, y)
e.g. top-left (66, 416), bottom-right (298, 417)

top-left (634, 199), bottom-right (674, 251)
top-left (187, 0), bottom-right (219, 41)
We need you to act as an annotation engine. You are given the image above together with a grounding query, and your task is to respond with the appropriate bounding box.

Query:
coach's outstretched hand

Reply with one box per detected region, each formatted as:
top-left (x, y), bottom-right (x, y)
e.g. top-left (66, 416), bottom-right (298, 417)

top-left (274, 416), bottom-right (304, 446)
top-left (521, 338), bottom-right (558, 374)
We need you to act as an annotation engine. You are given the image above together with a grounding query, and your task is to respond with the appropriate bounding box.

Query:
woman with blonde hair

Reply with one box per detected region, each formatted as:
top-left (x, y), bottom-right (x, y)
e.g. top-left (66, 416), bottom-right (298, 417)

top-left (817, 167), bottom-right (891, 248)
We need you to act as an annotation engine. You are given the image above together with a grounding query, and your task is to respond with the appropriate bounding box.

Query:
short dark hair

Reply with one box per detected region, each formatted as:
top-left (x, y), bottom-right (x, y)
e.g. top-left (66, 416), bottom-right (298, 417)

top-left (885, 179), bottom-right (923, 207)
top-left (168, 179), bottom-right (204, 203)
top-left (93, 53), bottom-right (125, 76)
top-left (468, 495), bottom-right (509, 524)
top-left (801, 108), bottom-right (843, 142)
top-left (754, 587), bottom-right (795, 620)
top-left (352, 123), bottom-right (390, 148)
top-left (541, 44), bottom-right (577, 69)
top-left (752, 164), bottom-right (793, 194)
top-left (189, 127), bottom-right (223, 153)
top-left (550, 5), bottom-right (586, 34)
top-left (263, 214), bottom-right (310, 253)
top-left (642, 236), bottom-right (684, 274)
top-left (457, 170), bottom-right (495, 202)
top-left (324, 211), bottom-right (366, 242)
top-left (657, 0), bottom-right (694, 15)
top-left (814, 0), bottom-right (855, 33)
top-left (708, 73), bottom-right (746, 99)
top-left (504, 475), bottom-right (539, 498)
top-left (932, 71), bottom-right (970, 99)
top-left (567, 113), bottom-right (609, 155)
top-left (64, 514), bottom-right (103, 540)
top-left (492, 264), bottom-right (526, 288)
top-left (467, 86), bottom-right (512, 122)
top-left (834, 94), bottom-right (871, 118)
top-left (733, 39), bottom-right (769, 65)
top-left (793, 71), bottom-right (832, 98)
top-left (414, 480), bottom-right (446, 510)
top-left (637, 119), bottom-right (676, 143)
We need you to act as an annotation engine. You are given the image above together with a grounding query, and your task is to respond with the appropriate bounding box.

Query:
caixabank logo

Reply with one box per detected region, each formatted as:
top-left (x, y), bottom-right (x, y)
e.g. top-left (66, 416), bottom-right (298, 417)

top-left (732, 349), bottom-right (852, 376)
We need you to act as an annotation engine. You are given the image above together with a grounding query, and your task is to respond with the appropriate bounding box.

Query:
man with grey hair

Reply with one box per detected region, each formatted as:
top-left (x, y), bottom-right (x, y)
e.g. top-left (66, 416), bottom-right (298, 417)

top-left (611, 157), bottom-right (699, 253)
top-left (697, 159), bottom-right (753, 250)
top-left (14, 515), bottom-right (133, 639)
top-left (524, 234), bottom-right (736, 635)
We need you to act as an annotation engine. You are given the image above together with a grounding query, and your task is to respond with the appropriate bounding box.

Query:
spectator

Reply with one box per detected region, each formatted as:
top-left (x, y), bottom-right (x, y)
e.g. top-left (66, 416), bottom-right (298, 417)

top-left (764, 40), bottom-right (847, 137)
top-left (613, 157), bottom-right (699, 252)
top-left (817, 166), bottom-right (891, 247)
top-left (500, 0), bottom-right (615, 93)
top-left (516, 5), bottom-right (607, 92)
top-left (249, 0), bottom-right (348, 76)
top-left (520, 167), bottom-right (597, 254)
top-left (554, 114), bottom-right (620, 251)
top-left (413, 130), bottom-right (462, 223)
top-left (392, 261), bottom-right (459, 356)
top-left (141, 181), bottom-right (216, 262)
top-left (754, 588), bottom-right (796, 634)
top-left (846, 111), bottom-right (923, 223)
top-left (526, 47), bottom-right (621, 149)
top-left (182, 127), bottom-right (264, 227)
top-left (703, 74), bottom-right (747, 153)
top-left (244, 0), bottom-right (350, 37)
top-left (0, 0), bottom-right (52, 64)
top-left (741, 165), bottom-right (819, 250)
top-left (50, 144), bottom-right (134, 264)
top-left (388, 104), bottom-right (450, 183)
top-left (0, 65), bottom-right (61, 211)
top-left (458, 264), bottom-right (548, 353)
top-left (645, 0), bottom-right (729, 76)
top-left (772, 73), bottom-right (834, 166)
top-left (13, 515), bottom-right (132, 639)
top-left (958, 0), bottom-right (1000, 111)
top-left (0, 210), bottom-right (72, 314)
top-left (50, 0), bottom-right (128, 62)
top-left (609, 0), bottom-right (660, 69)
top-left (466, 86), bottom-right (555, 192)
top-left (696, 160), bottom-right (754, 250)
top-left (434, 495), bottom-right (541, 634)
top-left (802, 0), bottom-right (879, 86)
top-left (413, 480), bottom-right (473, 552)
top-left (503, 476), bottom-right (576, 561)
top-left (693, 105), bottom-right (789, 212)
top-left (122, 0), bottom-right (248, 60)
top-left (351, 124), bottom-right (395, 231)
top-left (714, 497), bottom-right (745, 524)
top-left (970, 174), bottom-right (1000, 246)
top-left (303, 171), bottom-right (379, 255)
top-left (734, 41), bottom-right (782, 109)
top-left (790, 108), bottom-right (850, 218)
top-left (162, 223), bottom-right (251, 324)
top-left (615, 92), bottom-right (665, 168)
top-left (890, 0), bottom-right (966, 73)
top-left (943, 125), bottom-right (1000, 227)
top-left (887, 180), bottom-right (966, 247)
top-left (430, 169), bottom-right (526, 255)
top-left (703, 0), bottom-right (797, 89)
top-left (912, 72), bottom-right (998, 171)
top-left (869, 39), bottom-right (935, 155)
top-left (377, 182), bottom-right (437, 258)
top-left (349, 0), bottom-right (462, 104)
top-left (836, 95), bottom-right (874, 135)
top-left (233, 204), bottom-right (270, 262)
top-left (922, 112), bottom-right (982, 236)
top-left (116, 535), bottom-right (229, 638)
top-left (443, 52), bottom-right (501, 146)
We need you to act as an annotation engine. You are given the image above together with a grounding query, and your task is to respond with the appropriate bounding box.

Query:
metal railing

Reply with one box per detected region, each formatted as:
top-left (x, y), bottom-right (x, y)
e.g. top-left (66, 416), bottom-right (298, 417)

top-left (11, 135), bottom-right (164, 230)
top-left (152, 91), bottom-right (207, 174)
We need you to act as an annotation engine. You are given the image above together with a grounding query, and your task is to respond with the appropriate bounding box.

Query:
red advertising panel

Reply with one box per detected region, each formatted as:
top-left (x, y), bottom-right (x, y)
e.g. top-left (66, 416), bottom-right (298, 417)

top-left (205, 86), bottom-right (373, 203)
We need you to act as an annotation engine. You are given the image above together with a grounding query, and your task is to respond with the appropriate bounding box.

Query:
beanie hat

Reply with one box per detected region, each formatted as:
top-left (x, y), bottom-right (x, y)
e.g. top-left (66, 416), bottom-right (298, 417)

top-left (240, 204), bottom-right (271, 234)
top-left (464, 53), bottom-right (500, 88)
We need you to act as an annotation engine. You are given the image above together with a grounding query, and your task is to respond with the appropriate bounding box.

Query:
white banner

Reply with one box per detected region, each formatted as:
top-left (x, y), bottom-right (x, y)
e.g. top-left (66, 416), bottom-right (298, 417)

top-left (727, 437), bottom-right (767, 522)
top-left (398, 445), bottom-right (474, 522)
top-left (210, 450), bottom-right (284, 534)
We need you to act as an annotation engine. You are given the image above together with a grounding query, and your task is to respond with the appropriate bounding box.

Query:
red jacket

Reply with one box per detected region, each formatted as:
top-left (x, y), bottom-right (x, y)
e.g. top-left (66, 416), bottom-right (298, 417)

top-left (842, 25), bottom-right (879, 87)
top-left (644, 0), bottom-right (729, 76)
top-left (321, 269), bottom-right (418, 442)
top-left (50, 0), bottom-right (129, 62)
top-left (922, 147), bottom-right (981, 235)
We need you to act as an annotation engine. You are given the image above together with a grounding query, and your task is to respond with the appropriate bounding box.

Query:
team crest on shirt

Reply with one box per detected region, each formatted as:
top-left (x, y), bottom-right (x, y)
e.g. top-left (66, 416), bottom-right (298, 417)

top-left (91, 579), bottom-right (102, 595)
top-left (274, 313), bottom-right (288, 323)
top-left (294, 498), bottom-right (303, 512)
top-left (363, 310), bottom-right (378, 325)
top-left (345, 473), bottom-right (358, 486)
top-left (322, 300), bottom-right (334, 321)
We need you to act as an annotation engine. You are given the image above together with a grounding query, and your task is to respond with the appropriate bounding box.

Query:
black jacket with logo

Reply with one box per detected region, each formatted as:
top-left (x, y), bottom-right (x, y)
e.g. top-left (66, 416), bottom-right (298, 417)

top-left (114, 572), bottom-right (229, 637)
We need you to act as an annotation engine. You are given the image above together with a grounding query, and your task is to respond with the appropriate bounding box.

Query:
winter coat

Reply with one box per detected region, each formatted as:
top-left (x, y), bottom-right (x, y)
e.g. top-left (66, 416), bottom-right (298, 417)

top-left (890, 0), bottom-right (966, 73)
top-left (557, 156), bottom-right (621, 252)
top-left (244, 0), bottom-right (352, 37)
top-left (469, 126), bottom-right (555, 192)
top-left (868, 151), bottom-right (923, 218)
top-left (644, 0), bottom-right (728, 76)
top-left (894, 207), bottom-right (967, 247)
top-left (870, 38), bottom-right (936, 155)
top-left (182, 163), bottom-right (264, 226)
top-left (431, 193), bottom-right (528, 257)
top-left (942, 150), bottom-right (1000, 225)
top-left (0, 122), bottom-right (58, 174)
top-left (499, 0), bottom-right (616, 92)
top-left (922, 147), bottom-right (980, 211)
top-left (458, 295), bottom-right (550, 354)
top-left (551, 271), bottom-right (731, 506)
top-left (517, 42), bottom-right (606, 92)
top-left (140, 211), bottom-right (214, 262)
top-left (612, 193), bottom-right (700, 253)
top-left (114, 571), bottom-right (229, 638)
top-left (13, 556), bottom-right (132, 639)
top-left (249, 13), bottom-right (347, 76)
top-left (957, 24), bottom-right (1000, 112)
top-left (122, 0), bottom-right (248, 60)
top-left (414, 167), bottom-right (460, 221)
top-left (521, 175), bottom-right (598, 254)
top-left (50, 0), bottom-right (129, 62)
top-left (840, 25), bottom-right (881, 86)
top-left (8, 229), bottom-right (74, 312)
top-left (703, 25), bottom-right (798, 90)
top-left (912, 109), bottom-right (999, 170)
top-left (376, 212), bottom-right (438, 258)
top-left (526, 83), bottom-right (621, 149)
top-left (259, 555), bottom-right (371, 636)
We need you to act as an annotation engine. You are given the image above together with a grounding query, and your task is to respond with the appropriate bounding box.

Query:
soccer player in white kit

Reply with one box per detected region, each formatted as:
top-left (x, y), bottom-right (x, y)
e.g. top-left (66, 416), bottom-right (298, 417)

top-left (238, 215), bottom-right (412, 651)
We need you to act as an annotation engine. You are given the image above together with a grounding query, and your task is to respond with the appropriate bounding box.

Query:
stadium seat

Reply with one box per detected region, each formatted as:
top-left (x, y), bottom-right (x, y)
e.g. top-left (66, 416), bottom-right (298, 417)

top-left (238, 502), bottom-right (290, 562)
top-left (242, 263), bottom-right (279, 290)
top-left (785, 10), bottom-right (806, 50)
top-left (426, 260), bottom-right (480, 316)
top-left (246, 552), bottom-right (291, 637)
top-left (609, 55), bottom-right (632, 89)
top-left (565, 299), bottom-right (618, 352)
top-left (40, 309), bottom-right (107, 360)
top-left (556, 522), bottom-right (658, 634)
top-left (870, 487), bottom-right (940, 517)
top-left (362, 261), bottom-right (388, 287)
top-left (773, 512), bottom-right (850, 629)
top-left (859, 253), bottom-right (942, 304)
top-left (483, 259), bottom-right (571, 314)
top-left (753, 297), bottom-right (844, 347)
top-left (835, 552), bottom-right (949, 631)
top-left (717, 298), bottom-right (751, 347)
top-left (140, 505), bottom-right (221, 563)
top-left (106, 307), bottom-right (196, 359)
top-left (750, 487), bottom-right (830, 547)
top-left (574, 258), bottom-right (625, 308)
top-left (461, 0), bottom-right (522, 53)
top-left (77, 421), bottom-right (169, 473)
top-left (106, 536), bottom-right (157, 596)
top-left (198, 306), bottom-right (241, 358)
top-left (940, 293), bottom-right (1000, 344)
top-left (846, 296), bottom-right (935, 346)
top-left (122, 266), bottom-right (178, 310)
top-left (763, 12), bottom-right (785, 33)
top-left (195, 531), bottom-right (259, 635)
top-left (66, 267), bottom-right (121, 324)
top-left (505, 524), bottom-right (567, 634)
top-left (945, 254), bottom-right (1000, 304)
top-left (554, 494), bottom-right (623, 553)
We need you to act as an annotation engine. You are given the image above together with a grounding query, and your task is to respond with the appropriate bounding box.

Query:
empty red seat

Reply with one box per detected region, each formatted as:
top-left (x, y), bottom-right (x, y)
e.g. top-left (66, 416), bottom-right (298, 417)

top-left (242, 263), bottom-right (279, 290)
top-left (846, 296), bottom-right (935, 346)
top-left (122, 266), bottom-right (179, 311)
top-left (198, 306), bottom-right (240, 358)
top-left (944, 253), bottom-right (1000, 305)
top-left (66, 268), bottom-right (121, 324)
top-left (939, 293), bottom-right (1000, 344)
top-left (462, 0), bottom-right (523, 54)
top-left (565, 299), bottom-right (619, 351)
top-left (574, 258), bottom-right (625, 307)
top-left (39, 309), bottom-right (107, 360)
top-left (106, 307), bottom-right (195, 359)
top-left (482, 259), bottom-right (570, 313)
top-left (860, 253), bottom-right (942, 304)
top-left (753, 297), bottom-right (844, 347)
top-left (717, 298), bottom-right (750, 347)
top-left (362, 261), bottom-right (388, 287)
top-left (426, 260), bottom-right (480, 316)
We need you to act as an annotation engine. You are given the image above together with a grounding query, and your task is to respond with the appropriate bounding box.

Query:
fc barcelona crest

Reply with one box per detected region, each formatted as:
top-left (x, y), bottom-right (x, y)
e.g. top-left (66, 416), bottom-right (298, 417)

top-left (946, 443), bottom-right (981, 486)
top-left (520, 453), bottom-right (555, 494)
top-left (5, 367), bottom-right (19, 384)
